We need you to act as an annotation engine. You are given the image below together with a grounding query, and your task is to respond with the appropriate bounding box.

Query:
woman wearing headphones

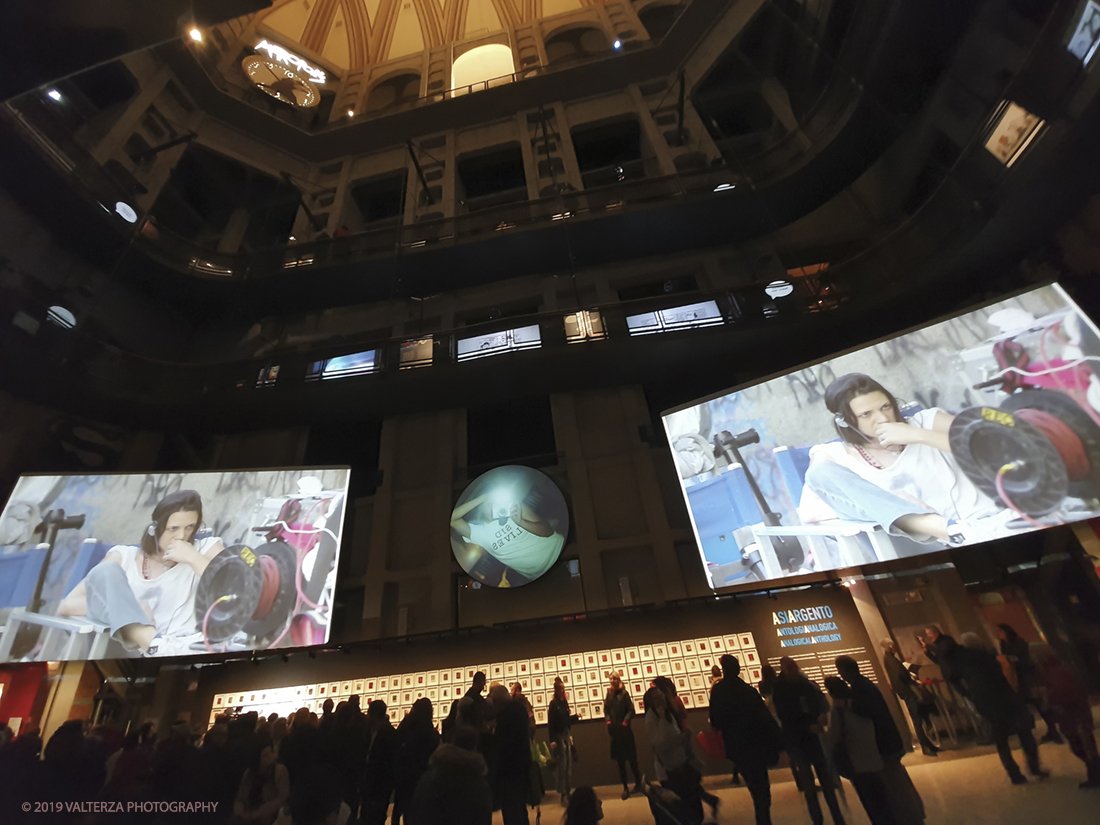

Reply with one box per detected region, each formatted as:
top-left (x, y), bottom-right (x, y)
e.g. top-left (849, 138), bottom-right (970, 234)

top-left (799, 374), bottom-right (1006, 546)
top-left (59, 490), bottom-right (223, 657)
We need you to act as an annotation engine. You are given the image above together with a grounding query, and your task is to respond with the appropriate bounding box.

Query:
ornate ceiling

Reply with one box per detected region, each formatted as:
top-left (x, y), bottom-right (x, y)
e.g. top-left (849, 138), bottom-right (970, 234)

top-left (257, 0), bottom-right (618, 71)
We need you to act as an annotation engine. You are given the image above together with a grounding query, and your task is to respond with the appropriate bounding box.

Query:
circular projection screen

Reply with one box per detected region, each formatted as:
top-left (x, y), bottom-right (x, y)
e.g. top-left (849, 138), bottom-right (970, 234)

top-left (450, 465), bottom-right (568, 587)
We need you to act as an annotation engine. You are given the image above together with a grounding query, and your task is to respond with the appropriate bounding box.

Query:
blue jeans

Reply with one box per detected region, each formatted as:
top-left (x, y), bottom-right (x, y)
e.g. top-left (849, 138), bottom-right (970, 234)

top-left (804, 462), bottom-right (933, 537)
top-left (84, 561), bottom-right (153, 637)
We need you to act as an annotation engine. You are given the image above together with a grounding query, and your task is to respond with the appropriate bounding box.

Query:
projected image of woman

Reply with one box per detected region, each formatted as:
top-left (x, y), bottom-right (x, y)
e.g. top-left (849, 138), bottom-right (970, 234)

top-left (58, 490), bottom-right (224, 657)
top-left (450, 471), bottom-right (566, 587)
top-left (800, 373), bottom-right (1009, 545)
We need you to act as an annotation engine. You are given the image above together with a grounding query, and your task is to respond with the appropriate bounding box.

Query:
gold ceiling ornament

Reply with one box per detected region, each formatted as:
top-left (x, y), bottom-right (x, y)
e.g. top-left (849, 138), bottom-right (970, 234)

top-left (242, 55), bottom-right (321, 107)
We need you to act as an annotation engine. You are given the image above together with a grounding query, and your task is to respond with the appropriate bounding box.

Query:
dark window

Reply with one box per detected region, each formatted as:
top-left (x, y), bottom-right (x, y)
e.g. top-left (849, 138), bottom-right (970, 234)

top-left (456, 144), bottom-right (527, 205)
top-left (351, 172), bottom-right (408, 223)
top-left (571, 119), bottom-right (644, 187)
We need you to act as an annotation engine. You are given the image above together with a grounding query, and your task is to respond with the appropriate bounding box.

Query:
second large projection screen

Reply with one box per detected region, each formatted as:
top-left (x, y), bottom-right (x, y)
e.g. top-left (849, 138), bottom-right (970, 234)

top-left (662, 284), bottom-right (1100, 590)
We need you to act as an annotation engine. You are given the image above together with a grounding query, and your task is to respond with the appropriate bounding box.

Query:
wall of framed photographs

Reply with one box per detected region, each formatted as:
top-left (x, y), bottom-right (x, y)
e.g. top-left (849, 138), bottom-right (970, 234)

top-left (209, 632), bottom-right (763, 727)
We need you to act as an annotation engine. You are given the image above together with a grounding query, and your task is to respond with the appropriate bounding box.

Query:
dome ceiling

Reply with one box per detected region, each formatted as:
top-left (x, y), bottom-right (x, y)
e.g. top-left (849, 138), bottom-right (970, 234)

top-left (258, 0), bottom-right (625, 71)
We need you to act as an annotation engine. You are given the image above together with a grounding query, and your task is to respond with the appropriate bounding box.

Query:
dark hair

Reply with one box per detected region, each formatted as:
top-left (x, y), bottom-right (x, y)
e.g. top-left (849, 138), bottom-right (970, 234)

top-left (720, 654), bottom-right (740, 679)
top-left (399, 698), bottom-right (433, 732)
top-left (141, 490), bottom-right (204, 556)
top-left (642, 687), bottom-right (671, 721)
top-left (835, 656), bottom-right (859, 679)
top-left (367, 700), bottom-right (388, 719)
top-left (824, 374), bottom-right (903, 444)
top-left (451, 724), bottom-right (480, 752)
top-left (564, 787), bottom-right (600, 825)
top-left (652, 676), bottom-right (676, 696)
top-left (824, 676), bottom-right (850, 699)
top-left (998, 623), bottom-right (1019, 642)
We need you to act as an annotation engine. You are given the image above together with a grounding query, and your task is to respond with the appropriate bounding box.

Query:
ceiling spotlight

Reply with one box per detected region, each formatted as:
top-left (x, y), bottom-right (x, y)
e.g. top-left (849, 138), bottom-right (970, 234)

top-left (613, 40), bottom-right (622, 49)
top-left (347, 109), bottom-right (355, 117)
top-left (189, 28), bottom-right (203, 43)
top-left (115, 202), bottom-right (138, 223)
top-left (713, 183), bottom-right (736, 192)
top-left (47, 89), bottom-right (61, 102)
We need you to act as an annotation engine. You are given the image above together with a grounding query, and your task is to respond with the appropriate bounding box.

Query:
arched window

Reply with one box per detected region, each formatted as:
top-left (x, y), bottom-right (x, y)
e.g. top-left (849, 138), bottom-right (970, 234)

top-left (365, 73), bottom-right (422, 111)
top-left (451, 44), bottom-right (515, 93)
top-left (543, 27), bottom-right (610, 64)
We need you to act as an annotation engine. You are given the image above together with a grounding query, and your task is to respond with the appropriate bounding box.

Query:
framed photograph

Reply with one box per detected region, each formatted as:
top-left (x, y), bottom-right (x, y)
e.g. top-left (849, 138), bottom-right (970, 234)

top-left (389, 693), bottom-right (400, 706)
top-left (625, 647), bottom-right (640, 662)
top-left (628, 664), bottom-right (642, 680)
top-left (439, 671), bottom-right (450, 684)
top-left (589, 686), bottom-right (602, 700)
top-left (671, 660), bottom-right (685, 674)
top-left (427, 672), bottom-right (439, 686)
top-left (572, 671), bottom-right (587, 686)
top-left (440, 686), bottom-right (451, 700)
top-left (681, 641), bottom-right (696, 656)
top-left (466, 668), bottom-right (478, 681)
top-left (415, 673), bottom-right (427, 687)
top-left (700, 656), bottom-right (714, 671)
top-left (340, 681), bottom-right (353, 695)
top-left (535, 708), bottom-right (548, 725)
top-left (415, 689), bottom-right (427, 702)
top-left (685, 657), bottom-right (701, 673)
top-left (675, 676), bottom-right (689, 692)
top-left (571, 654), bottom-right (585, 670)
top-left (531, 660), bottom-right (543, 673)
top-left (557, 656), bottom-right (570, 671)
top-left (518, 660), bottom-right (530, 675)
top-left (490, 663), bottom-right (504, 680)
top-left (631, 682), bottom-right (644, 695)
top-left (330, 682), bottom-right (341, 695)
top-left (709, 637), bottom-right (726, 653)
top-left (612, 649), bottom-right (626, 665)
top-left (642, 663), bottom-right (656, 678)
top-left (403, 675), bottom-right (414, 689)
top-left (724, 635), bottom-right (741, 651)
top-left (591, 702), bottom-right (603, 718)
top-left (403, 692), bottom-right (413, 704)
top-left (354, 681), bottom-right (365, 694)
top-left (598, 650), bottom-right (612, 667)
top-left (478, 665), bottom-right (490, 678)
top-left (653, 643), bottom-right (668, 659)
top-left (639, 645), bottom-right (653, 661)
top-left (388, 708), bottom-right (399, 722)
top-left (559, 672), bottom-right (571, 686)
top-left (534, 692), bottom-right (546, 706)
top-left (576, 704), bottom-right (590, 720)
top-left (681, 694), bottom-right (695, 709)
top-left (657, 661), bottom-right (671, 676)
top-left (748, 667), bottom-right (763, 683)
top-left (738, 633), bottom-right (755, 649)
top-left (668, 642), bottom-right (681, 657)
top-left (742, 649), bottom-right (759, 666)
top-left (533, 675), bottom-right (545, 690)
top-left (693, 692), bottom-right (709, 707)
top-left (583, 652), bottom-right (597, 668)
top-left (689, 674), bottom-right (705, 690)
top-left (504, 662), bottom-right (517, 678)
top-left (520, 678), bottom-right (530, 691)
top-left (587, 669), bottom-right (600, 684)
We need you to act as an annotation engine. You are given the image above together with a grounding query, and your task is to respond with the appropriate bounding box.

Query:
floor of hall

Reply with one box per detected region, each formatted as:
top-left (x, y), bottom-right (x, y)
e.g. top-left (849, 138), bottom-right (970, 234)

top-left (499, 743), bottom-right (1100, 825)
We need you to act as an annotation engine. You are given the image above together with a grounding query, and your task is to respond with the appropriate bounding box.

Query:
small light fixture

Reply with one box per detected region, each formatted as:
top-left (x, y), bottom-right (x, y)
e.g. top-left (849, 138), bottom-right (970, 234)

top-left (47, 89), bottom-right (61, 102)
top-left (347, 109), bottom-right (355, 117)
top-left (613, 39), bottom-right (622, 49)
top-left (115, 201), bottom-right (138, 223)
top-left (189, 28), bottom-right (203, 43)
top-left (713, 183), bottom-right (736, 192)
top-left (289, 235), bottom-right (296, 241)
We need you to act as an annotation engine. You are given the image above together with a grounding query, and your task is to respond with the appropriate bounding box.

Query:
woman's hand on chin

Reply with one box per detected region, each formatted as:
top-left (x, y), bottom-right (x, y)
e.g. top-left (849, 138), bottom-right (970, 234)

top-left (162, 540), bottom-right (201, 569)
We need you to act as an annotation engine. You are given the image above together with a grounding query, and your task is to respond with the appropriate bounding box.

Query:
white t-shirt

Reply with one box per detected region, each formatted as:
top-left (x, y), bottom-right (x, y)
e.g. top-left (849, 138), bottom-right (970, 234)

top-left (800, 408), bottom-right (999, 524)
top-left (466, 518), bottom-right (564, 580)
top-left (115, 536), bottom-right (221, 638)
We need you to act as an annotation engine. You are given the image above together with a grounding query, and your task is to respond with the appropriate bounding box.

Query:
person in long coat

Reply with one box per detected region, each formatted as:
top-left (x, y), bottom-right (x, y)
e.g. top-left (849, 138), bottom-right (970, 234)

top-left (604, 673), bottom-right (643, 800)
top-left (709, 655), bottom-right (781, 825)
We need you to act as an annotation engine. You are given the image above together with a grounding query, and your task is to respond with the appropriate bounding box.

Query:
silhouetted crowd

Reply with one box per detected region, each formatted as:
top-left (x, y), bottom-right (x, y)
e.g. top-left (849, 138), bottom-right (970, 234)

top-left (1, 631), bottom-right (1097, 825)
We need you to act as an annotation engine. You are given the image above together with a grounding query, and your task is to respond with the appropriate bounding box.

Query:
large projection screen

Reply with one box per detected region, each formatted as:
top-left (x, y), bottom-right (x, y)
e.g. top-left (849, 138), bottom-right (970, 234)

top-left (663, 284), bottom-right (1100, 590)
top-left (0, 468), bottom-right (350, 661)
